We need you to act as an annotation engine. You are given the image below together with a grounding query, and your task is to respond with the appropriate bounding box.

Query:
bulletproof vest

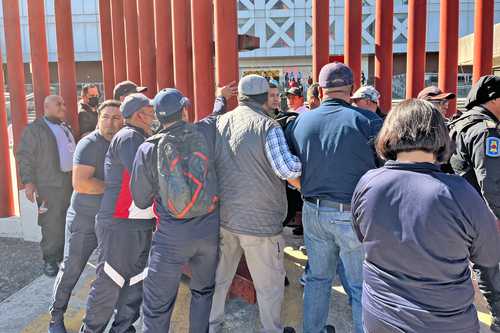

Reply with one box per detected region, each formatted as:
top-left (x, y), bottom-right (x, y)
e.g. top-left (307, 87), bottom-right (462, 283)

top-left (448, 107), bottom-right (499, 192)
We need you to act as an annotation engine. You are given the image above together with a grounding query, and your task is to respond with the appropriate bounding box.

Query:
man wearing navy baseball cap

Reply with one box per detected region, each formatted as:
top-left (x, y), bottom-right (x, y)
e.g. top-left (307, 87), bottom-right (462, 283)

top-left (130, 84), bottom-right (236, 332)
top-left (81, 93), bottom-right (157, 332)
top-left (287, 62), bottom-right (383, 333)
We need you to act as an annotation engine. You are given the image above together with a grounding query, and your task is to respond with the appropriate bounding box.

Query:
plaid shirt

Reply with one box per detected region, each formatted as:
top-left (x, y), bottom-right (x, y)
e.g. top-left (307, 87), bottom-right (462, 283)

top-left (265, 126), bottom-right (302, 180)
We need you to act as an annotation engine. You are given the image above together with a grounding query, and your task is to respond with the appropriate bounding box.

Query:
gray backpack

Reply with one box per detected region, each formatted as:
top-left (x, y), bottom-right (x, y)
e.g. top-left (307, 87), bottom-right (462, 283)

top-left (151, 122), bottom-right (218, 219)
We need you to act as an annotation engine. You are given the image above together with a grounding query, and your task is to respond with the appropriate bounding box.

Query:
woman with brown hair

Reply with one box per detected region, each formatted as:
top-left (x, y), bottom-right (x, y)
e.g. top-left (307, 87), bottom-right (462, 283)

top-left (352, 99), bottom-right (500, 333)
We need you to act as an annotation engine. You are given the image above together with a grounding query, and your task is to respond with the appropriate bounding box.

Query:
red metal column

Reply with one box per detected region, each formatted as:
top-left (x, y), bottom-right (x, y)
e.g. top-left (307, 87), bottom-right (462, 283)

top-left (438, 0), bottom-right (459, 117)
top-left (344, 0), bottom-right (362, 89)
top-left (110, 0), bottom-right (127, 83)
top-left (374, 0), bottom-right (393, 112)
top-left (124, 0), bottom-right (140, 83)
top-left (191, 0), bottom-right (215, 120)
top-left (472, 0), bottom-right (494, 83)
top-left (171, 0), bottom-right (195, 118)
top-left (214, 0), bottom-right (239, 109)
top-left (54, 0), bottom-right (79, 133)
top-left (154, 0), bottom-right (174, 91)
top-left (312, 0), bottom-right (329, 82)
top-left (2, 0), bottom-right (28, 152)
top-left (99, 0), bottom-right (115, 99)
top-left (137, 0), bottom-right (157, 97)
top-left (0, 48), bottom-right (15, 217)
top-left (27, 0), bottom-right (51, 119)
top-left (405, 0), bottom-right (427, 98)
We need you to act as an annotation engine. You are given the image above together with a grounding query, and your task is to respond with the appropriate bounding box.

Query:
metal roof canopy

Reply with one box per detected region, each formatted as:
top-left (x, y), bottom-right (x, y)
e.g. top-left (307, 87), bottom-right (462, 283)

top-left (459, 23), bottom-right (500, 68)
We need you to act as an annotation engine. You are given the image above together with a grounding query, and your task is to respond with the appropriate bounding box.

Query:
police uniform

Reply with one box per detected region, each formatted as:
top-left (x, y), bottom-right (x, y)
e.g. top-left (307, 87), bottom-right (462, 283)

top-left (449, 75), bottom-right (500, 331)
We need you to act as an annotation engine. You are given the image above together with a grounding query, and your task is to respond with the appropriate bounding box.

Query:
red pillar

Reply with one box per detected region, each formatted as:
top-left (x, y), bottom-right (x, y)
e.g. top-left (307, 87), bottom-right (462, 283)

top-left (54, 0), bottom-right (79, 134)
top-left (0, 48), bottom-right (15, 217)
top-left (214, 0), bottom-right (239, 109)
top-left (374, 0), bottom-right (393, 112)
top-left (472, 0), bottom-right (494, 83)
top-left (124, 0), bottom-right (140, 83)
top-left (99, 0), bottom-right (115, 99)
top-left (27, 0), bottom-right (51, 119)
top-left (2, 0), bottom-right (28, 152)
top-left (137, 0), bottom-right (157, 97)
top-left (406, 0), bottom-right (427, 99)
top-left (344, 0), bottom-right (362, 89)
top-left (191, 0), bottom-right (215, 120)
top-left (312, 0), bottom-right (329, 82)
top-left (110, 0), bottom-right (127, 83)
top-left (171, 0), bottom-right (195, 118)
top-left (154, 0), bottom-right (174, 91)
top-left (438, 0), bottom-right (459, 117)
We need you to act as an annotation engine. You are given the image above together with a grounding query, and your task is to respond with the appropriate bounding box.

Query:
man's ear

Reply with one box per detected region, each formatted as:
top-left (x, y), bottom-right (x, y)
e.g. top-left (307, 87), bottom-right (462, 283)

top-left (319, 87), bottom-right (324, 100)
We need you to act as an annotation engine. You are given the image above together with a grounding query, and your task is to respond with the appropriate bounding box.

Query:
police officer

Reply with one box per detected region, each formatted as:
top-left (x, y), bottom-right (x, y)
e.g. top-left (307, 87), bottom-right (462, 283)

top-left (48, 100), bottom-right (123, 333)
top-left (449, 75), bottom-right (500, 332)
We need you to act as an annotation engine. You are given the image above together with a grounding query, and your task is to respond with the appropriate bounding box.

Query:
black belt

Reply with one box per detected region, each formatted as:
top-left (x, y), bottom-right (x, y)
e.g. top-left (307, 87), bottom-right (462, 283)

top-left (304, 197), bottom-right (351, 212)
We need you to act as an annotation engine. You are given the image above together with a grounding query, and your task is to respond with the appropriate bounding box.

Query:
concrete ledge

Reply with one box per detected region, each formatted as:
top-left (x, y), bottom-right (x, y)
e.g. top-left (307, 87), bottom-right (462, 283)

top-left (0, 190), bottom-right (40, 242)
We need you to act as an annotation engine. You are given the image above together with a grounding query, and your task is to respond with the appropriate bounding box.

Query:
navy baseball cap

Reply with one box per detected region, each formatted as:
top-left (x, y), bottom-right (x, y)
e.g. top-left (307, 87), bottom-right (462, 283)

top-left (151, 88), bottom-right (190, 122)
top-left (318, 62), bottom-right (354, 89)
top-left (120, 93), bottom-right (151, 118)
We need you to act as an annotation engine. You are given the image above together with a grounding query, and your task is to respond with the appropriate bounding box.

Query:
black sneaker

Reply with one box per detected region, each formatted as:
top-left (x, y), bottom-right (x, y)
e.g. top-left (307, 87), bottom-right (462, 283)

top-left (491, 316), bottom-right (500, 332)
top-left (48, 319), bottom-right (67, 333)
top-left (292, 226), bottom-right (303, 236)
top-left (44, 262), bottom-right (59, 277)
top-left (284, 276), bottom-right (290, 287)
top-left (283, 327), bottom-right (296, 333)
top-left (323, 325), bottom-right (336, 333)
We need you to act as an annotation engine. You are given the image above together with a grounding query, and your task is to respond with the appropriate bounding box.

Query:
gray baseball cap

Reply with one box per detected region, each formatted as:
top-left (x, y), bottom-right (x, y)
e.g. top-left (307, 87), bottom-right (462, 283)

top-left (238, 74), bottom-right (269, 96)
top-left (352, 85), bottom-right (380, 103)
top-left (120, 93), bottom-right (152, 118)
top-left (318, 62), bottom-right (354, 89)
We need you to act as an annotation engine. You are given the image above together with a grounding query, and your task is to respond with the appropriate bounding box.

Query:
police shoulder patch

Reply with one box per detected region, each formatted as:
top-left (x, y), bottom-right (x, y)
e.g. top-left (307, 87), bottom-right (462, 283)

top-left (486, 136), bottom-right (500, 157)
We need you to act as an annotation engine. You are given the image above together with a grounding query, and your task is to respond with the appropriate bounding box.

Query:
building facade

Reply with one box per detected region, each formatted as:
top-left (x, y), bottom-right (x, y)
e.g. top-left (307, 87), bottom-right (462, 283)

top-left (1, 0), bottom-right (500, 97)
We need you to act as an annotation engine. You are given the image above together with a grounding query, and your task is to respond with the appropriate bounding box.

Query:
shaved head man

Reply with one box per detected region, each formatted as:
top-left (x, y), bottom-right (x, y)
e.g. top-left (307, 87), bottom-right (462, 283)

top-left (16, 95), bottom-right (76, 278)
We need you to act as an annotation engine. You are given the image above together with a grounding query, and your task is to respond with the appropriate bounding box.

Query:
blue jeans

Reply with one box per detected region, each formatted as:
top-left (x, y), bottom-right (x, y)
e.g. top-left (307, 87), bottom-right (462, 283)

top-left (302, 201), bottom-right (364, 333)
top-left (301, 260), bottom-right (353, 305)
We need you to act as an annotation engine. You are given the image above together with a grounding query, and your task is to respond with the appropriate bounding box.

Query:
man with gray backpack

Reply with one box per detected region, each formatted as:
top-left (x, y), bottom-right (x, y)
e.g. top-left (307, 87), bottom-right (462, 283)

top-left (130, 84), bottom-right (236, 332)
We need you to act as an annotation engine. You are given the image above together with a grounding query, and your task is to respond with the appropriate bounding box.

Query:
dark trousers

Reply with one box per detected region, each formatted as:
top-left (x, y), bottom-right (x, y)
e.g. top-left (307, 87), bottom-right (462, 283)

top-left (50, 205), bottom-right (98, 321)
top-left (474, 264), bottom-right (500, 317)
top-left (81, 222), bottom-right (153, 333)
top-left (143, 231), bottom-right (219, 333)
top-left (37, 175), bottom-right (72, 263)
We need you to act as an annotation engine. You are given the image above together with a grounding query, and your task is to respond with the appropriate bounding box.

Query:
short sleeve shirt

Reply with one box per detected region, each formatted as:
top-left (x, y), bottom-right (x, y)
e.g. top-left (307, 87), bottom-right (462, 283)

top-left (71, 130), bottom-right (110, 216)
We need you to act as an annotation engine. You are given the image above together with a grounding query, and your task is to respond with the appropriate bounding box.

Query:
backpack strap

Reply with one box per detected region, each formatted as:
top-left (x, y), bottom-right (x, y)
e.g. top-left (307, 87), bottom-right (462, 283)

top-left (145, 133), bottom-right (164, 144)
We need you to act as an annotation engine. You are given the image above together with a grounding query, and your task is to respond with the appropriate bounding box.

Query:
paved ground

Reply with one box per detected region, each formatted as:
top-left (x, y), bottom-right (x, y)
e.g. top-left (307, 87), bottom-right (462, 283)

top-left (0, 237), bottom-right (44, 302)
top-left (0, 230), bottom-right (496, 332)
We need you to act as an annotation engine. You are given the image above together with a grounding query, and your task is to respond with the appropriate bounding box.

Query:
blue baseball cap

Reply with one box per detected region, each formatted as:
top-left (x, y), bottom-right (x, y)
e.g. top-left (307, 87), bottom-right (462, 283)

top-left (318, 62), bottom-right (354, 89)
top-left (151, 88), bottom-right (190, 122)
top-left (120, 93), bottom-right (152, 118)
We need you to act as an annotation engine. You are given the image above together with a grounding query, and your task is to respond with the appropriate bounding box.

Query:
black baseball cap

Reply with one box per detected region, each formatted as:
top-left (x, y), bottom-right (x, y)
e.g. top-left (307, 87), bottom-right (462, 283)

top-left (465, 75), bottom-right (500, 110)
top-left (286, 87), bottom-right (303, 97)
top-left (113, 81), bottom-right (147, 100)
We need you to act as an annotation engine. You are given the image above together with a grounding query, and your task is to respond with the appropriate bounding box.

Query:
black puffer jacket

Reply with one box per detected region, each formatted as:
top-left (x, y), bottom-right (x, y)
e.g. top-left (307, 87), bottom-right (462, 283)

top-left (16, 118), bottom-right (73, 188)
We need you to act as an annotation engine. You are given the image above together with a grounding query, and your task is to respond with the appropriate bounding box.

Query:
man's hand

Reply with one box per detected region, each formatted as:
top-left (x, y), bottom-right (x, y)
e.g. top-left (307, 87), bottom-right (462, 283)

top-left (25, 183), bottom-right (37, 203)
top-left (217, 81), bottom-right (238, 100)
top-left (287, 177), bottom-right (301, 191)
